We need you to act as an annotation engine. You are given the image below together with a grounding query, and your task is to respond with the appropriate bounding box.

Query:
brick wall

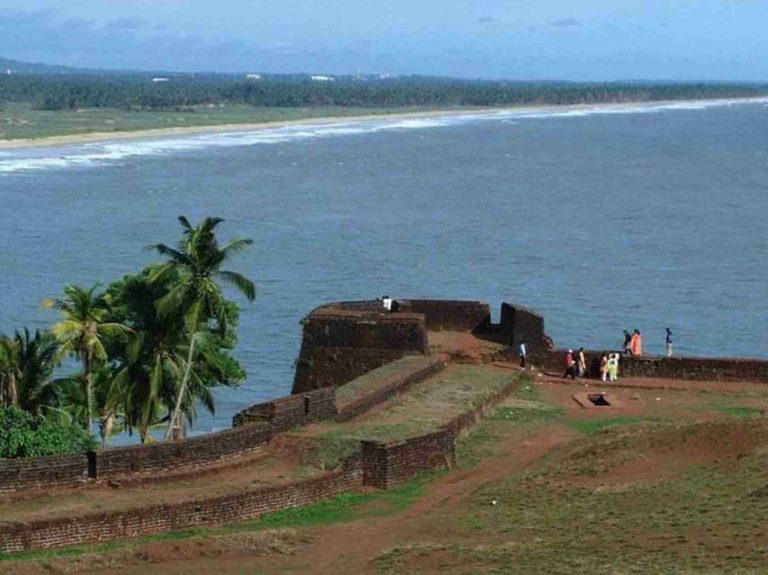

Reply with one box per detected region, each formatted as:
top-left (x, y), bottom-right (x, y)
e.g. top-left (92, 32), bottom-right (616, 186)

top-left (443, 377), bottom-right (519, 436)
top-left (291, 306), bottom-right (429, 393)
top-left (500, 303), bottom-right (547, 353)
top-left (336, 356), bottom-right (448, 422)
top-left (399, 299), bottom-right (491, 332)
top-left (0, 453), bottom-right (89, 495)
top-left (233, 387), bottom-right (337, 431)
top-left (0, 456), bottom-right (363, 554)
top-left (540, 349), bottom-right (768, 384)
top-left (91, 422), bottom-right (273, 480)
top-left (361, 431), bottom-right (455, 489)
top-left (358, 373), bottom-right (519, 488)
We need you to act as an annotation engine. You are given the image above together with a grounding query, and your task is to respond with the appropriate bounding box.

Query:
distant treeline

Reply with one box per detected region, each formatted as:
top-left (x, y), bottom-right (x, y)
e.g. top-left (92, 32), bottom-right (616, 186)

top-left (1, 74), bottom-right (767, 111)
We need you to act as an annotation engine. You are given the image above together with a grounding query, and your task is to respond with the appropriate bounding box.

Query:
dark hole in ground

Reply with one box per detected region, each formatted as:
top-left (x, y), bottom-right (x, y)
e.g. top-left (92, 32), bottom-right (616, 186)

top-left (588, 393), bottom-right (611, 406)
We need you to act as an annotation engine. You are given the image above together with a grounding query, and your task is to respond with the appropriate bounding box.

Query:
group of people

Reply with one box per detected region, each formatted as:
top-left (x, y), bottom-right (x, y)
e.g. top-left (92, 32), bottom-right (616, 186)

top-left (563, 347), bottom-right (622, 382)
top-left (622, 329), bottom-right (643, 356)
top-left (599, 352), bottom-right (621, 382)
top-left (560, 327), bottom-right (674, 382)
top-left (563, 347), bottom-right (586, 379)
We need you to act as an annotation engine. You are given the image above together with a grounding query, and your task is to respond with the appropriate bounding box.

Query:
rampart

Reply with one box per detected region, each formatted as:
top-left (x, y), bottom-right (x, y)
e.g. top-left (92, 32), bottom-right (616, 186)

top-left (540, 349), bottom-right (768, 384)
top-left (291, 304), bottom-right (429, 393)
top-left (91, 422), bottom-right (273, 480)
top-left (335, 355), bottom-right (448, 422)
top-left (0, 453), bottom-right (89, 495)
top-left (0, 456), bottom-right (363, 554)
top-left (291, 298), bottom-right (524, 393)
top-left (233, 387), bottom-right (337, 430)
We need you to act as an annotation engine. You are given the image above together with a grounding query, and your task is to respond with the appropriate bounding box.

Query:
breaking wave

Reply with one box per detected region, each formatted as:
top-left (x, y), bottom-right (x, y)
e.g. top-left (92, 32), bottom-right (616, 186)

top-left (1, 97), bottom-right (766, 175)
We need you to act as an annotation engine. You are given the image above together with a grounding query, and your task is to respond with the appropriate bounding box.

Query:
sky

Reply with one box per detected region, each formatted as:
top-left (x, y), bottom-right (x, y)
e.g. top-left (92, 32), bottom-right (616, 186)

top-left (1, 0), bottom-right (767, 81)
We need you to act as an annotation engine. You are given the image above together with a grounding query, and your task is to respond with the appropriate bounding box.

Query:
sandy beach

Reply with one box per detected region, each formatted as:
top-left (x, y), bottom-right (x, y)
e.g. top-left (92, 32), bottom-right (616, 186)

top-left (0, 108), bottom-right (490, 150)
top-left (3, 97), bottom-right (764, 151)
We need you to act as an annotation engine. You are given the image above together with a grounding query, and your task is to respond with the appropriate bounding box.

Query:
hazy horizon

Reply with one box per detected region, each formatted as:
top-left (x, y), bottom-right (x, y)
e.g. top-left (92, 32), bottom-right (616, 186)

top-left (1, 1), bottom-right (768, 82)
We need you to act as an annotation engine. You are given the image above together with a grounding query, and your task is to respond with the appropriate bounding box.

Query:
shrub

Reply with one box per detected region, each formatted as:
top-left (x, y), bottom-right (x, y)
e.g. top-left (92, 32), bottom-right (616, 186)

top-left (0, 407), bottom-right (97, 458)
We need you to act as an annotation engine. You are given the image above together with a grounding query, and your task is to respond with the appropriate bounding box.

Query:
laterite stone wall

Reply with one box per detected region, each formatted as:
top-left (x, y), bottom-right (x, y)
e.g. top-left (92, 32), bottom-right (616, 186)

top-left (0, 453), bottom-right (89, 495)
top-left (0, 456), bottom-right (363, 554)
top-left (91, 423), bottom-right (273, 480)
top-left (291, 305), bottom-right (429, 393)
top-left (233, 387), bottom-right (337, 430)
top-left (361, 431), bottom-right (455, 489)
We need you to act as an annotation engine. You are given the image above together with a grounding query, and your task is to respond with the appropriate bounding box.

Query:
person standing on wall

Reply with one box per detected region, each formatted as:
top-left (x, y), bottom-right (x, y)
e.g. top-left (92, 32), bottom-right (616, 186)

top-left (577, 347), bottom-right (587, 377)
top-left (519, 341), bottom-right (527, 369)
top-left (630, 329), bottom-right (643, 356)
top-left (623, 330), bottom-right (632, 354)
top-left (563, 349), bottom-right (577, 380)
top-left (665, 328), bottom-right (673, 357)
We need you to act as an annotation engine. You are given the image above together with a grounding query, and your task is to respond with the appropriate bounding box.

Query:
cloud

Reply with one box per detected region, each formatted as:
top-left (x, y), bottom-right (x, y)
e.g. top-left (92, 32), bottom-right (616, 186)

top-left (549, 17), bottom-right (581, 28)
top-left (477, 16), bottom-right (495, 24)
top-left (104, 17), bottom-right (145, 32)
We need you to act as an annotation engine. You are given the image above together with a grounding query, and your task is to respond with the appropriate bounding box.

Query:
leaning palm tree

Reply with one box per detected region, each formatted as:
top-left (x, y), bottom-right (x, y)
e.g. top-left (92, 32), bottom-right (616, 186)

top-left (43, 284), bottom-right (131, 433)
top-left (148, 216), bottom-right (255, 439)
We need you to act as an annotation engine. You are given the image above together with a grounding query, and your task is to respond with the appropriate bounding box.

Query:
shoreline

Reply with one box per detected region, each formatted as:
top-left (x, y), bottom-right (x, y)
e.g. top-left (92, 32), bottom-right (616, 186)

top-left (1, 96), bottom-right (766, 151)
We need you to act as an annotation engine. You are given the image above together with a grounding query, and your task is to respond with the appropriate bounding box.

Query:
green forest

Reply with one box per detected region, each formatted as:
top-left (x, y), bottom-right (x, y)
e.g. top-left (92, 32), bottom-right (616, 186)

top-left (0, 216), bottom-right (255, 457)
top-left (2, 73), bottom-right (768, 111)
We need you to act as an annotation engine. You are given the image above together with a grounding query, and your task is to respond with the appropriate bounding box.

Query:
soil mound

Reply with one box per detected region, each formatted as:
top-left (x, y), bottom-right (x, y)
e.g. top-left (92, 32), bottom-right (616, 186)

top-left (539, 418), bottom-right (768, 487)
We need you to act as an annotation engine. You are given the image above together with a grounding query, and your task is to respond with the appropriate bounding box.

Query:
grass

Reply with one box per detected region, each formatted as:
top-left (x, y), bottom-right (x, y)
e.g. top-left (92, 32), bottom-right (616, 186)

top-left (567, 415), bottom-right (648, 435)
top-left (456, 376), bottom-right (564, 470)
top-left (402, 419), bottom-right (768, 574)
top-left (713, 406), bottom-right (764, 418)
top-left (334, 355), bottom-right (438, 406)
top-left (310, 365), bottom-right (521, 468)
top-left (0, 102), bottom-right (454, 140)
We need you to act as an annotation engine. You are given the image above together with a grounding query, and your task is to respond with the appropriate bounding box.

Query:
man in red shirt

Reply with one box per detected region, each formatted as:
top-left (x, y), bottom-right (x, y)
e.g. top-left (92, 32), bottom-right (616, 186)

top-left (563, 349), bottom-right (577, 379)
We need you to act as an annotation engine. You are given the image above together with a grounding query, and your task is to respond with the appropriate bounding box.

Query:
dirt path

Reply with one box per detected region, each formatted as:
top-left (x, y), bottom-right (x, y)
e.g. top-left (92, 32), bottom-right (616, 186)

top-left (98, 423), bottom-right (576, 575)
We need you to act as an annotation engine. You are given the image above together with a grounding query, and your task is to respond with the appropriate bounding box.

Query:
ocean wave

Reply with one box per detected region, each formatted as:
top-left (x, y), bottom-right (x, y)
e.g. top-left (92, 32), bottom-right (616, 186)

top-left (1, 97), bottom-right (766, 175)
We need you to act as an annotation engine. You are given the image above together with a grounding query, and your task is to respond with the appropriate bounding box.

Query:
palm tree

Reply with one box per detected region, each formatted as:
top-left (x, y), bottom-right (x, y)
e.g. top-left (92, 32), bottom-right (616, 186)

top-left (148, 216), bottom-right (255, 439)
top-left (0, 329), bottom-right (59, 414)
top-left (43, 284), bottom-right (131, 433)
top-left (105, 270), bottom-right (240, 443)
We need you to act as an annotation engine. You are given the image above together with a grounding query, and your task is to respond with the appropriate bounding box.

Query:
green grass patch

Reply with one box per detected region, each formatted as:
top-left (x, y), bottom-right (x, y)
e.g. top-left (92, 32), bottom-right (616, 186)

top-left (0, 102), bottom-right (454, 141)
top-left (714, 406), bottom-right (764, 418)
top-left (447, 420), bottom-right (768, 574)
top-left (312, 365), bottom-right (522, 467)
top-left (334, 355), bottom-right (437, 406)
top-left (568, 415), bottom-right (647, 435)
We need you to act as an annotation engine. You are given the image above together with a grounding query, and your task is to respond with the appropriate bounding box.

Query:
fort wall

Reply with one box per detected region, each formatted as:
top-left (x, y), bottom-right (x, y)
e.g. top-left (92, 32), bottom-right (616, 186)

top-left (541, 349), bottom-right (768, 384)
top-left (0, 453), bottom-right (89, 495)
top-left (0, 456), bottom-right (363, 554)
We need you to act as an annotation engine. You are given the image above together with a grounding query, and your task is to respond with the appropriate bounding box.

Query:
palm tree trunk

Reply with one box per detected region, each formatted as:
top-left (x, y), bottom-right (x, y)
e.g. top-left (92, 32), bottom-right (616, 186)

top-left (166, 335), bottom-right (197, 440)
top-left (83, 353), bottom-right (93, 434)
top-left (8, 373), bottom-right (18, 408)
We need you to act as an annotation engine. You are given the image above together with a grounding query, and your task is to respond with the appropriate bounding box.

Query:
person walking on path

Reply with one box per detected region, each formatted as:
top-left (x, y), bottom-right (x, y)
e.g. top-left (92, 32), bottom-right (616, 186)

top-left (577, 347), bottom-right (587, 377)
top-left (630, 329), bottom-right (643, 356)
top-left (665, 328), bottom-right (673, 357)
top-left (519, 341), bottom-right (527, 369)
top-left (623, 330), bottom-right (632, 354)
top-left (563, 349), bottom-right (577, 380)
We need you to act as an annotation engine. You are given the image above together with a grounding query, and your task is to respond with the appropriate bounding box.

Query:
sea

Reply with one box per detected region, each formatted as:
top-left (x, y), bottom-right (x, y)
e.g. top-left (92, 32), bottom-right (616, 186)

top-left (1, 99), bottom-right (767, 439)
